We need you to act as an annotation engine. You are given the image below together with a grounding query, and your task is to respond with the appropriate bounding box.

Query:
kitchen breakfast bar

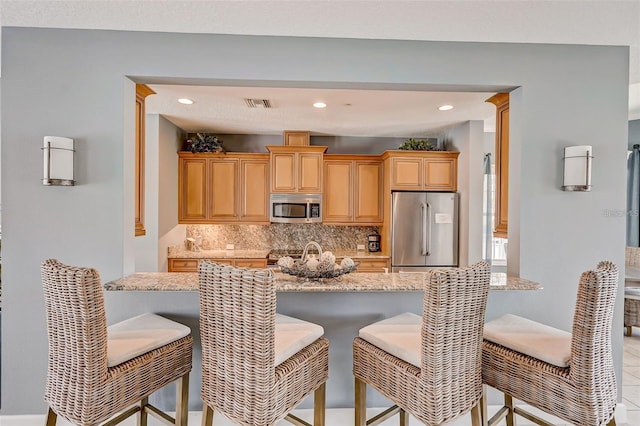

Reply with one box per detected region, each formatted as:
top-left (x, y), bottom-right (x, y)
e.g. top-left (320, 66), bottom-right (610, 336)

top-left (103, 271), bottom-right (541, 410)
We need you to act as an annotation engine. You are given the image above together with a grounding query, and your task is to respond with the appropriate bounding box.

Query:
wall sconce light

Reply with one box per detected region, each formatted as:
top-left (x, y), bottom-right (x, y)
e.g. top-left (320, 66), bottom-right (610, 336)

top-left (562, 145), bottom-right (592, 192)
top-left (42, 136), bottom-right (75, 186)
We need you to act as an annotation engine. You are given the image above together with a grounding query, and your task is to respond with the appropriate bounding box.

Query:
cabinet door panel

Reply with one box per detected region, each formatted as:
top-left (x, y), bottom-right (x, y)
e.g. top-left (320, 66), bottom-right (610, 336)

top-left (391, 158), bottom-right (422, 189)
top-left (210, 160), bottom-right (238, 220)
top-left (241, 159), bottom-right (269, 222)
top-left (495, 107), bottom-right (509, 238)
top-left (179, 158), bottom-right (208, 222)
top-left (355, 162), bottom-right (383, 223)
top-left (424, 159), bottom-right (456, 190)
top-left (168, 259), bottom-right (199, 272)
top-left (298, 153), bottom-right (322, 192)
top-left (235, 259), bottom-right (267, 268)
top-left (272, 153), bottom-right (296, 192)
top-left (323, 161), bottom-right (353, 222)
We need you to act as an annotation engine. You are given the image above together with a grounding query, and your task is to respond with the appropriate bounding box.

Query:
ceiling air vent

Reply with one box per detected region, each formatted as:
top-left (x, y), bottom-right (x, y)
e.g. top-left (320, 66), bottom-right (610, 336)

top-left (244, 98), bottom-right (272, 108)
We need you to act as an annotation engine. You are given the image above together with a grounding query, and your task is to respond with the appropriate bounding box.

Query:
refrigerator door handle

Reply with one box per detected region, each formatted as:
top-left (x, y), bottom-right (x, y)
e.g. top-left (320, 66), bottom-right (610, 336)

top-left (426, 202), bottom-right (432, 256)
top-left (421, 202), bottom-right (429, 256)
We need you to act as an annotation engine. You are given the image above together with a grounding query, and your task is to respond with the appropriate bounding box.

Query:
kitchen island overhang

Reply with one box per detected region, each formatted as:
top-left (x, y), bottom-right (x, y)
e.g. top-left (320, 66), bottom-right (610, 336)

top-left (104, 271), bottom-right (541, 292)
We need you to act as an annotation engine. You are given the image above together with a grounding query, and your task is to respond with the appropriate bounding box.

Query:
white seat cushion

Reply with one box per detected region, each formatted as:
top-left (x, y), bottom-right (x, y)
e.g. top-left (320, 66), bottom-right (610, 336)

top-left (275, 313), bottom-right (324, 367)
top-left (483, 314), bottom-right (571, 368)
top-left (358, 312), bottom-right (422, 367)
top-left (107, 313), bottom-right (191, 367)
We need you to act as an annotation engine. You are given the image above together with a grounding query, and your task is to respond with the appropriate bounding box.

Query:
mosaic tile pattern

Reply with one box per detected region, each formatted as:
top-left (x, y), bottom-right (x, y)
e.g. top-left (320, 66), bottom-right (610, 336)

top-left (186, 224), bottom-right (380, 251)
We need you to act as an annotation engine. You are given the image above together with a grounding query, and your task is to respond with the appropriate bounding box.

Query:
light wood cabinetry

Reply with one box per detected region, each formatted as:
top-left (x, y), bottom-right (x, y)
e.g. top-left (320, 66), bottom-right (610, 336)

top-left (323, 155), bottom-right (383, 225)
top-left (486, 93), bottom-right (509, 239)
top-left (283, 130), bottom-right (310, 146)
top-left (240, 158), bottom-right (270, 222)
top-left (354, 258), bottom-right (390, 273)
top-left (178, 152), bottom-right (269, 224)
top-left (168, 258), bottom-right (266, 272)
top-left (333, 257), bottom-right (389, 273)
top-left (134, 84), bottom-right (155, 236)
top-left (382, 151), bottom-right (459, 191)
top-left (209, 159), bottom-right (238, 221)
top-left (267, 145), bottom-right (327, 193)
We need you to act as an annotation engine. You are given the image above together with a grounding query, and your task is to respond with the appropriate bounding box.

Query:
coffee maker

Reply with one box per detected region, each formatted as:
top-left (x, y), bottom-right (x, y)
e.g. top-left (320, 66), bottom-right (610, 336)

top-left (368, 231), bottom-right (381, 252)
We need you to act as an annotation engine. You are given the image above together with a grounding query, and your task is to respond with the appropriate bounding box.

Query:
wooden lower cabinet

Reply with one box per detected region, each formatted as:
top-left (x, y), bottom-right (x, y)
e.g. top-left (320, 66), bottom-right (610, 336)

top-left (336, 257), bottom-right (389, 273)
top-left (167, 258), bottom-right (200, 272)
top-left (168, 258), bottom-right (267, 272)
top-left (234, 259), bottom-right (268, 268)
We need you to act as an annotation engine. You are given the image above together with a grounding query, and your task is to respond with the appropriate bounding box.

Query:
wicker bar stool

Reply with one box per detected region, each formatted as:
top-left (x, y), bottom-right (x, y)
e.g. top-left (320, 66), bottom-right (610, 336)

top-left (41, 259), bottom-right (193, 426)
top-left (353, 261), bottom-right (491, 426)
top-left (482, 261), bottom-right (618, 426)
top-left (198, 261), bottom-right (329, 426)
top-left (624, 246), bottom-right (640, 335)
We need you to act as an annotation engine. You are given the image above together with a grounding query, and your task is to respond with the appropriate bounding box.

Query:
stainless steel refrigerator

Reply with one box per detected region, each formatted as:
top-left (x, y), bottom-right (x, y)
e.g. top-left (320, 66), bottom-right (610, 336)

top-left (391, 191), bottom-right (459, 272)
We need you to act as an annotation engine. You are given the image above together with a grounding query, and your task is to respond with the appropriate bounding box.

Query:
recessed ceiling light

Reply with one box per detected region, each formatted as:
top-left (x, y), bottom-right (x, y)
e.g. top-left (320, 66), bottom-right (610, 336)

top-left (438, 104), bottom-right (454, 111)
top-left (178, 98), bottom-right (194, 105)
top-left (313, 102), bottom-right (327, 108)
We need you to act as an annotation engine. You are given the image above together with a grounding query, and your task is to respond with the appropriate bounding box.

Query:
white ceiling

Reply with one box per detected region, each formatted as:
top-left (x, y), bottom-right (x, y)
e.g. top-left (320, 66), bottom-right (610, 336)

top-left (145, 84), bottom-right (497, 137)
top-left (2, 0), bottom-right (639, 136)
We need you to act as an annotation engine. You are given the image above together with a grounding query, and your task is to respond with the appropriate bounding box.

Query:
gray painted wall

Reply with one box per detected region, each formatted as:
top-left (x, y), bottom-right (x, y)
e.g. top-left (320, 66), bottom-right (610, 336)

top-left (444, 120), bottom-right (485, 267)
top-left (631, 119), bottom-right (640, 149)
top-left (1, 28), bottom-right (629, 413)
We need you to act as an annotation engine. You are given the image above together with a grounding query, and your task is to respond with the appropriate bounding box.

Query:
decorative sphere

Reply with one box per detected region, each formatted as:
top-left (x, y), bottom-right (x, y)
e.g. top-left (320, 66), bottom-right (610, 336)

top-left (320, 251), bottom-right (336, 265)
top-left (277, 256), bottom-right (295, 268)
top-left (341, 257), bottom-right (355, 268)
top-left (306, 258), bottom-right (319, 271)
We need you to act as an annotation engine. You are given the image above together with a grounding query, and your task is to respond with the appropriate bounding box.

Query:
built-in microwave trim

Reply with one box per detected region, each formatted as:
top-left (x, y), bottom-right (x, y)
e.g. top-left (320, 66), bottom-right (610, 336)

top-left (270, 193), bottom-right (322, 224)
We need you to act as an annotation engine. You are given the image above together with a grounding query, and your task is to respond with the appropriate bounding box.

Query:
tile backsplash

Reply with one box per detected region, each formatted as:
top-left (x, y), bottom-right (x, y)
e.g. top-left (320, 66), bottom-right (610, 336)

top-left (187, 224), bottom-right (379, 250)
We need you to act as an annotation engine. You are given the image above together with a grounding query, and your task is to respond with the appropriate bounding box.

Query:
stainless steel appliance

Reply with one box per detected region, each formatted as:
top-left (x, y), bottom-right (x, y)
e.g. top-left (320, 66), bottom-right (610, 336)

top-left (391, 191), bottom-right (459, 272)
top-left (368, 231), bottom-right (381, 252)
top-left (270, 193), bottom-right (322, 223)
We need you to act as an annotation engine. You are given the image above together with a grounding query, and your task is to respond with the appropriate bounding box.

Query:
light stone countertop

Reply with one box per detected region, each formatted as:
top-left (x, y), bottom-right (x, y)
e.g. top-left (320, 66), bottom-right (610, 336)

top-left (167, 246), bottom-right (389, 260)
top-left (104, 271), bottom-right (541, 292)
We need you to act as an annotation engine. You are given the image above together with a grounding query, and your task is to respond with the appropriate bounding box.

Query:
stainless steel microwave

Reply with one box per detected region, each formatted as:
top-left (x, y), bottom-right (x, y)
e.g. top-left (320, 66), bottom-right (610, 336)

top-left (270, 194), bottom-right (322, 223)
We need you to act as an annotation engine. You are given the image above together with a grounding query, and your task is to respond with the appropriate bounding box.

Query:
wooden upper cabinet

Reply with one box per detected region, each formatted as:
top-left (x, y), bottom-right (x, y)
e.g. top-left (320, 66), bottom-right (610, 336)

top-left (354, 161), bottom-right (383, 223)
top-left (209, 159), bottom-right (239, 221)
top-left (134, 83), bottom-right (155, 236)
top-left (324, 160), bottom-right (353, 222)
top-left (283, 130), bottom-right (310, 146)
top-left (486, 93), bottom-right (509, 239)
top-left (178, 152), bottom-right (269, 224)
top-left (267, 145), bottom-right (327, 193)
top-left (383, 151), bottom-right (459, 191)
top-left (179, 157), bottom-right (208, 222)
top-left (423, 157), bottom-right (457, 190)
top-left (240, 158), bottom-right (269, 222)
top-left (323, 155), bottom-right (383, 225)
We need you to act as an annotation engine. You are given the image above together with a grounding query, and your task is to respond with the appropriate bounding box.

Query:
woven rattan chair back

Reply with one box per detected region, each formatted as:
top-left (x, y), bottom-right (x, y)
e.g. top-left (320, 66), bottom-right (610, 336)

top-left (199, 261), bottom-right (277, 405)
top-left (42, 259), bottom-right (110, 422)
top-left (199, 260), bottom-right (329, 426)
top-left (421, 262), bottom-right (491, 422)
top-left (482, 260), bottom-right (618, 426)
top-left (353, 261), bottom-right (491, 426)
top-left (41, 259), bottom-right (193, 426)
top-left (568, 260), bottom-right (618, 422)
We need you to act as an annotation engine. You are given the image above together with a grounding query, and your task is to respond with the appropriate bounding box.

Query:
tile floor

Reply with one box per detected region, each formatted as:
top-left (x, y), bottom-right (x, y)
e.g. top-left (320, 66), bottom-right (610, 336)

top-left (5, 334), bottom-right (639, 426)
top-left (623, 329), bottom-right (640, 425)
